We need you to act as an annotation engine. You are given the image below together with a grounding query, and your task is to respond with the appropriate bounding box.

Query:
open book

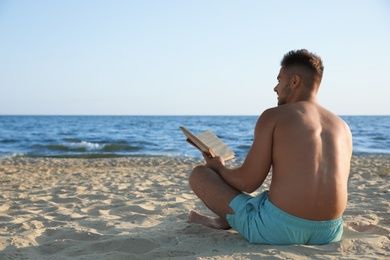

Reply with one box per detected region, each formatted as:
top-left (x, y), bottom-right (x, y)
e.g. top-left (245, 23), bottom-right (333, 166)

top-left (179, 126), bottom-right (235, 161)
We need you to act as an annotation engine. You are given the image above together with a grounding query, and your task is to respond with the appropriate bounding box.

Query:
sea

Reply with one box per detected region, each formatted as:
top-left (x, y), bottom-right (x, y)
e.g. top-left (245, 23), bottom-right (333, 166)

top-left (0, 116), bottom-right (389, 160)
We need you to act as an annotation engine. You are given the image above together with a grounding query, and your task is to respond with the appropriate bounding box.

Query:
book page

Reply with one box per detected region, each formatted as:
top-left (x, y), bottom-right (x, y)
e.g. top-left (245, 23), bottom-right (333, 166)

top-left (180, 126), bottom-right (235, 161)
top-left (196, 130), bottom-right (235, 160)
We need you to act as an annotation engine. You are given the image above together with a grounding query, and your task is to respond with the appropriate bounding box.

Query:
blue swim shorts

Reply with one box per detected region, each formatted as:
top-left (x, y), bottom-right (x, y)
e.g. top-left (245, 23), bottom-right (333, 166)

top-left (226, 191), bottom-right (343, 245)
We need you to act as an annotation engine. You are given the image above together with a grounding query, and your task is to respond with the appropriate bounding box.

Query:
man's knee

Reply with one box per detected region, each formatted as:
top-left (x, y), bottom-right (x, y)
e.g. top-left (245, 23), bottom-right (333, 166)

top-left (189, 165), bottom-right (210, 190)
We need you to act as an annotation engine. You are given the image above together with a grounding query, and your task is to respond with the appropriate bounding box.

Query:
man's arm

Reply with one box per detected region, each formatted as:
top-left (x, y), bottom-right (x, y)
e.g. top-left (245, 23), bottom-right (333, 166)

top-left (204, 109), bottom-right (275, 193)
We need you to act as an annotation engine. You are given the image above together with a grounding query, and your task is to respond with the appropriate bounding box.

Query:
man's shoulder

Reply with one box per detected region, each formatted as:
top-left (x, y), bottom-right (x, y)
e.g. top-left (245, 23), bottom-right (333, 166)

top-left (257, 106), bottom-right (289, 128)
top-left (261, 104), bottom-right (297, 119)
top-left (259, 107), bottom-right (280, 121)
top-left (261, 105), bottom-right (288, 115)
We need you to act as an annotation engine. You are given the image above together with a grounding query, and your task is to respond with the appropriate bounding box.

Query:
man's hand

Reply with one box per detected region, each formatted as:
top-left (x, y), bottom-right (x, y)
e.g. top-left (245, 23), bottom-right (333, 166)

top-left (202, 152), bottom-right (225, 173)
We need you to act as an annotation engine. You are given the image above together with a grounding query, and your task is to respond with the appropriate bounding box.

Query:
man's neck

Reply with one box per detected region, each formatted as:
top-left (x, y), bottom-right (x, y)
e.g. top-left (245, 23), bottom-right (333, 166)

top-left (289, 89), bottom-right (318, 104)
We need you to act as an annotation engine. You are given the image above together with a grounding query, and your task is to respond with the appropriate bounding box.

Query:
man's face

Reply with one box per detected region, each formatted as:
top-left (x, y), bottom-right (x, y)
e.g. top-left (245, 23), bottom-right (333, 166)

top-left (274, 67), bottom-right (291, 106)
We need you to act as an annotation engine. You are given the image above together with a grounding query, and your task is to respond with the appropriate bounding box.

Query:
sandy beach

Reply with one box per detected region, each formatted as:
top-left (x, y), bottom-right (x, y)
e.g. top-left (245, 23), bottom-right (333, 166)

top-left (0, 155), bottom-right (389, 259)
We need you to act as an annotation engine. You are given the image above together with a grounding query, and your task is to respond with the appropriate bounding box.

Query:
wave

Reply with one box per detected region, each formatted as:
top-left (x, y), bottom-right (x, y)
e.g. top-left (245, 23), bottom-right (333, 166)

top-left (67, 141), bottom-right (102, 151)
top-left (0, 139), bottom-right (19, 143)
top-left (103, 143), bottom-right (142, 152)
top-left (32, 141), bottom-right (101, 152)
top-left (62, 138), bottom-right (83, 143)
top-left (30, 140), bottom-right (142, 154)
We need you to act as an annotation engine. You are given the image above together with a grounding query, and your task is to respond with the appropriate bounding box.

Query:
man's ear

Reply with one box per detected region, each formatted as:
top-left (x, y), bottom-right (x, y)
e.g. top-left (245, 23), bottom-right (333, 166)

top-left (290, 75), bottom-right (301, 89)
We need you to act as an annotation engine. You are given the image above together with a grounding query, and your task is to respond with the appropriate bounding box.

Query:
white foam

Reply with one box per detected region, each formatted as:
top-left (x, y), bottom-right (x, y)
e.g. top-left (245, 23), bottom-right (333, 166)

top-left (68, 141), bottom-right (103, 151)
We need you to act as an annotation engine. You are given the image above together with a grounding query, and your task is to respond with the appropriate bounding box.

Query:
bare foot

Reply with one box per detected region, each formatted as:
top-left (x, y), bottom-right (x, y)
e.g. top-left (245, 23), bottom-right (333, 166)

top-left (188, 210), bottom-right (231, 230)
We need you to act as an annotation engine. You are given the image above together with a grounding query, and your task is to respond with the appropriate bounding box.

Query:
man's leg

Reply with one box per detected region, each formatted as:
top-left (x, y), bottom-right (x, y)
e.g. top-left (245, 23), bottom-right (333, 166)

top-left (188, 165), bottom-right (242, 229)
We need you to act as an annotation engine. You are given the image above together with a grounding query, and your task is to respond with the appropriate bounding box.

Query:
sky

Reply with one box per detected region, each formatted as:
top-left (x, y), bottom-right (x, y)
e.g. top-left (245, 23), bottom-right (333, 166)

top-left (0, 0), bottom-right (389, 116)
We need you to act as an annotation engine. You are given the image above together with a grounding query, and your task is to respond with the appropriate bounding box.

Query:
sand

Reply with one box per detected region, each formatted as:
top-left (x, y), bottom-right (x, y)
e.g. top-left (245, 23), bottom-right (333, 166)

top-left (0, 155), bottom-right (389, 259)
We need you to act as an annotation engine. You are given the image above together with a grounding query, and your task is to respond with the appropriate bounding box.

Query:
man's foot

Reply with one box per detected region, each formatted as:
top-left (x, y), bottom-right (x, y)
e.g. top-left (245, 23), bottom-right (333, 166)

top-left (188, 210), bottom-right (231, 230)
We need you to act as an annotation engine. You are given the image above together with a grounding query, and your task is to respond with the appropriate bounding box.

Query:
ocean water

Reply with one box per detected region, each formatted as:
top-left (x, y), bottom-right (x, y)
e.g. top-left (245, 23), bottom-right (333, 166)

top-left (0, 116), bottom-right (389, 160)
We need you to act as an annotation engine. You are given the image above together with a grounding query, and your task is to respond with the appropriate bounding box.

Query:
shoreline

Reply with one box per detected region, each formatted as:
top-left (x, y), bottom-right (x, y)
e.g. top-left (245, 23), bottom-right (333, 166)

top-left (0, 155), bottom-right (389, 259)
top-left (2, 151), bottom-right (390, 159)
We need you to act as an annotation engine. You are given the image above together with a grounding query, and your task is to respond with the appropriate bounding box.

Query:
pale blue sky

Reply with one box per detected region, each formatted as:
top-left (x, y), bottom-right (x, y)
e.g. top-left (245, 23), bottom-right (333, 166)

top-left (1, 0), bottom-right (389, 115)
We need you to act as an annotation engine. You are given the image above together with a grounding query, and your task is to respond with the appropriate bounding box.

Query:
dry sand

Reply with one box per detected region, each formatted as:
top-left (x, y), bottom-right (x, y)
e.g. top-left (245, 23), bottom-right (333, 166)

top-left (0, 155), bottom-right (389, 259)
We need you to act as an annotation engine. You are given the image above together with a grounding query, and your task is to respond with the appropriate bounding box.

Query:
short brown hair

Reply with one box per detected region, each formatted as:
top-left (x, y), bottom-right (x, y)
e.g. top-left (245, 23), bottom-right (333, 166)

top-left (281, 49), bottom-right (324, 85)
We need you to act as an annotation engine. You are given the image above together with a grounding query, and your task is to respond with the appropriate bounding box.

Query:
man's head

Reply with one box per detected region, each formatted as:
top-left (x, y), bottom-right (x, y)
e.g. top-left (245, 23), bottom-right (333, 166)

top-left (274, 49), bottom-right (324, 106)
top-left (281, 49), bottom-right (324, 87)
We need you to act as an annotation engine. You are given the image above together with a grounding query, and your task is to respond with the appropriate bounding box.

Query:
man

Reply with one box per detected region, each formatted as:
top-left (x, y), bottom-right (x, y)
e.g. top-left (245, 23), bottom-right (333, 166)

top-left (188, 49), bottom-right (353, 245)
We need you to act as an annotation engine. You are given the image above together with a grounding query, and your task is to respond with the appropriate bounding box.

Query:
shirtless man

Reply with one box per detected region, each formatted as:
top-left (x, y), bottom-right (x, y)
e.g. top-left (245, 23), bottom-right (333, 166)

top-left (188, 49), bottom-right (353, 245)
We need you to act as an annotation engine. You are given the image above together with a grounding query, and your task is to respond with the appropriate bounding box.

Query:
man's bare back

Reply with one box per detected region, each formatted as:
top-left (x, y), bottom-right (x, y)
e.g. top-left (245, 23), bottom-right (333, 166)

top-left (266, 101), bottom-right (352, 220)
